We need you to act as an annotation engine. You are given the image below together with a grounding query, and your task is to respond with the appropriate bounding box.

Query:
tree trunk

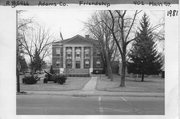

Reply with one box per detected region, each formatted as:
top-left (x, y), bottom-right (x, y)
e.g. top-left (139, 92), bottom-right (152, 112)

top-left (30, 58), bottom-right (34, 74)
top-left (105, 66), bottom-right (108, 76)
top-left (107, 61), bottom-right (113, 81)
top-left (16, 67), bottom-right (20, 93)
top-left (101, 51), bottom-right (108, 76)
top-left (141, 73), bottom-right (144, 82)
top-left (30, 66), bottom-right (33, 75)
top-left (120, 56), bottom-right (126, 87)
top-left (105, 50), bottom-right (113, 81)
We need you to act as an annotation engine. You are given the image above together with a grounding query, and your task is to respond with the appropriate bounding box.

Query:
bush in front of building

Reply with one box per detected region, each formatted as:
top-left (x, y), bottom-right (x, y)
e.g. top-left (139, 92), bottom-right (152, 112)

top-left (22, 75), bottom-right (39, 84)
top-left (55, 75), bottom-right (67, 85)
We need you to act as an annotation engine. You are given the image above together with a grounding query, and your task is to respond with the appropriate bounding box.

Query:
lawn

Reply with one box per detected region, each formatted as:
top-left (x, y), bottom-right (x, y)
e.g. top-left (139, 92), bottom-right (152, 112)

top-left (96, 74), bottom-right (164, 93)
top-left (20, 74), bottom-right (90, 91)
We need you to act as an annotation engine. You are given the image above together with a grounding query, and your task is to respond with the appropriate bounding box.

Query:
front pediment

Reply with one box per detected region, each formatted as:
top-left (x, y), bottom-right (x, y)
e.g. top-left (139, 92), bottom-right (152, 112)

top-left (62, 35), bottom-right (97, 45)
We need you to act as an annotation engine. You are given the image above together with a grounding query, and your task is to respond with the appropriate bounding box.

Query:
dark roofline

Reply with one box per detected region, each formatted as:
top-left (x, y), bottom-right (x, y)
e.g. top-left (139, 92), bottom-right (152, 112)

top-left (53, 34), bottom-right (99, 45)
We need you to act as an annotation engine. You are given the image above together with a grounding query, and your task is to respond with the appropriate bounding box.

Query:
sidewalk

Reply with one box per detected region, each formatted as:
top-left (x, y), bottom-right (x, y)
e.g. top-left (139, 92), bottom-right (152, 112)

top-left (17, 76), bottom-right (164, 97)
top-left (82, 77), bottom-right (97, 91)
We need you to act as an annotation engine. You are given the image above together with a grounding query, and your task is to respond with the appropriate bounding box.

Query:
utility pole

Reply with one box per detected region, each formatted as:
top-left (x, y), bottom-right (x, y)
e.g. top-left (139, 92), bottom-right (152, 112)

top-left (16, 11), bottom-right (20, 93)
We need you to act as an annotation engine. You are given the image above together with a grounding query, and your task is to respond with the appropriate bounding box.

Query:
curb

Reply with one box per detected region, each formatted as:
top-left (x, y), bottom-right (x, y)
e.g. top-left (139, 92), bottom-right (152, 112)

top-left (17, 91), bottom-right (164, 97)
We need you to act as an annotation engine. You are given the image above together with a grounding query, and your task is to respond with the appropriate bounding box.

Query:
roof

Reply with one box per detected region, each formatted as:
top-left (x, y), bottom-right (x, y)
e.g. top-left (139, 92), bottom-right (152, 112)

top-left (53, 35), bottom-right (99, 45)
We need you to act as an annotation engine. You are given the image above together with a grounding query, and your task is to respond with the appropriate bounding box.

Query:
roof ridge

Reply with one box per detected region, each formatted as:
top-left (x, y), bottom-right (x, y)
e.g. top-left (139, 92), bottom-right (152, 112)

top-left (53, 34), bottom-right (99, 44)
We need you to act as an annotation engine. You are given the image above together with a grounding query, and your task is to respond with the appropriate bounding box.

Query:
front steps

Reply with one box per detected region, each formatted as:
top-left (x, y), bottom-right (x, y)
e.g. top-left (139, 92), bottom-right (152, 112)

top-left (63, 68), bottom-right (90, 77)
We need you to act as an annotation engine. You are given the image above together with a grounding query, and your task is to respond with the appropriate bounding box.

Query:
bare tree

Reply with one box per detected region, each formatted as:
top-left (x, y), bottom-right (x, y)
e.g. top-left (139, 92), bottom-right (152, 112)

top-left (16, 10), bottom-right (33, 92)
top-left (19, 26), bottom-right (53, 73)
top-left (152, 16), bottom-right (165, 53)
top-left (102, 10), bottom-right (165, 87)
top-left (100, 10), bottom-right (142, 87)
top-left (85, 11), bottom-right (117, 80)
top-left (17, 11), bottom-right (54, 73)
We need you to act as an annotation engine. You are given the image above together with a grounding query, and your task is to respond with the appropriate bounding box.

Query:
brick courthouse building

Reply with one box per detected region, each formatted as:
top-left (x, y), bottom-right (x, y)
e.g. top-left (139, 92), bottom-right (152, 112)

top-left (52, 35), bottom-right (103, 76)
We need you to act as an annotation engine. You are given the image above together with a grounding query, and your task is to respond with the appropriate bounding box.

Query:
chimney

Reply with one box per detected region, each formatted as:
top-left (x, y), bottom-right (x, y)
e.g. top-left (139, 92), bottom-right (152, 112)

top-left (85, 35), bottom-right (90, 39)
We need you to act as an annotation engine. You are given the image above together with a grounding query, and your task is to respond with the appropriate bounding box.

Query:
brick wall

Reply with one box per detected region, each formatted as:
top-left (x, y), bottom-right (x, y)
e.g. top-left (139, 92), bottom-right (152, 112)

top-left (52, 45), bottom-right (63, 73)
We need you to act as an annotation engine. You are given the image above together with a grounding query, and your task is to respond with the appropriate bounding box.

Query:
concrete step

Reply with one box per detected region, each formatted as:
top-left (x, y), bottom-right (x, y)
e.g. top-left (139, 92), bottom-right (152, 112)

top-left (64, 68), bottom-right (89, 74)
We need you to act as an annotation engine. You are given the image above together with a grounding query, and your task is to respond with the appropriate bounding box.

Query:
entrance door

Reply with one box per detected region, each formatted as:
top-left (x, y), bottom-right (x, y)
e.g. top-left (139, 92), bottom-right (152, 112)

top-left (75, 61), bottom-right (81, 68)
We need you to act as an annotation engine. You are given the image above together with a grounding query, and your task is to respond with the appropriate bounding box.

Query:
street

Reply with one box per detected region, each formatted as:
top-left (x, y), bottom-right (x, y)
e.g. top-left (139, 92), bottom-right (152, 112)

top-left (16, 94), bottom-right (164, 115)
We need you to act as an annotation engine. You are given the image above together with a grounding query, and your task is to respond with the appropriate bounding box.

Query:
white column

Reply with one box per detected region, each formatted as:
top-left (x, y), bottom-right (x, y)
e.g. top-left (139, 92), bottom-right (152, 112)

top-left (72, 46), bottom-right (75, 69)
top-left (63, 46), bottom-right (66, 68)
top-left (81, 47), bottom-right (84, 69)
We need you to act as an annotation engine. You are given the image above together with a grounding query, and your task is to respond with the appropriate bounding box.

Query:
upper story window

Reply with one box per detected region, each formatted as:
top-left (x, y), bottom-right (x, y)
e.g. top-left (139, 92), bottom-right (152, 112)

top-left (76, 48), bottom-right (81, 54)
top-left (84, 48), bottom-right (90, 59)
top-left (75, 47), bottom-right (81, 60)
top-left (66, 48), bottom-right (72, 54)
top-left (66, 47), bottom-right (72, 59)
top-left (67, 54), bottom-right (72, 59)
top-left (55, 48), bottom-right (60, 56)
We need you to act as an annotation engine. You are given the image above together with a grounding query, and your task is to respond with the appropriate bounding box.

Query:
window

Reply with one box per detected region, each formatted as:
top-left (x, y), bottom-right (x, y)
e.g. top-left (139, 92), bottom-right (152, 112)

top-left (56, 61), bottom-right (60, 67)
top-left (76, 61), bottom-right (81, 68)
top-left (67, 54), bottom-right (72, 59)
top-left (84, 59), bottom-right (90, 68)
top-left (75, 47), bottom-right (81, 60)
top-left (66, 59), bottom-right (72, 68)
top-left (96, 59), bottom-right (101, 67)
top-left (67, 48), bottom-right (72, 53)
top-left (76, 54), bottom-right (80, 57)
top-left (96, 50), bottom-right (101, 56)
top-left (85, 48), bottom-right (89, 53)
top-left (66, 47), bottom-right (72, 59)
top-left (76, 48), bottom-right (81, 54)
top-left (56, 48), bottom-right (60, 55)
top-left (85, 54), bottom-right (89, 58)
top-left (84, 48), bottom-right (90, 59)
